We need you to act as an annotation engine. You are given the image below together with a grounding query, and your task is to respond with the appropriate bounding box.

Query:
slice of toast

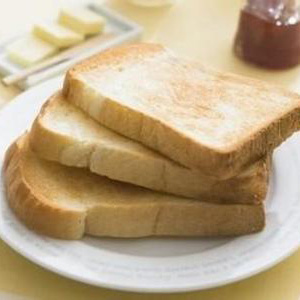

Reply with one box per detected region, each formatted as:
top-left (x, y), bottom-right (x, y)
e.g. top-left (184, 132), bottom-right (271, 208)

top-left (3, 134), bottom-right (265, 239)
top-left (63, 43), bottom-right (300, 179)
top-left (29, 92), bottom-right (269, 204)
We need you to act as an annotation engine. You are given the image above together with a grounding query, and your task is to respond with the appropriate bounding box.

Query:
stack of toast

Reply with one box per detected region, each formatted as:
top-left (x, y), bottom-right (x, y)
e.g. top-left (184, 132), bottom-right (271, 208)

top-left (4, 43), bottom-right (300, 239)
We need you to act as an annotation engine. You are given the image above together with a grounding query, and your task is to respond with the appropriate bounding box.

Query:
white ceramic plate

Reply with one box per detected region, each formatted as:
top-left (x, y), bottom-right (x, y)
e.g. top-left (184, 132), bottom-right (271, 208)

top-left (1, 77), bottom-right (300, 293)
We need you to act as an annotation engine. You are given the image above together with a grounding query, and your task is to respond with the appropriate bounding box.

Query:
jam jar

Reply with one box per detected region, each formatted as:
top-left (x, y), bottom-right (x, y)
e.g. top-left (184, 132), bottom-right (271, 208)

top-left (234, 0), bottom-right (300, 69)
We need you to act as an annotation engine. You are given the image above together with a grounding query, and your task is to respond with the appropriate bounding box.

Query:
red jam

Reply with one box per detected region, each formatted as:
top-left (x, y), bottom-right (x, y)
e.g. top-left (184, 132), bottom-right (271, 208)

top-left (234, 0), bottom-right (300, 69)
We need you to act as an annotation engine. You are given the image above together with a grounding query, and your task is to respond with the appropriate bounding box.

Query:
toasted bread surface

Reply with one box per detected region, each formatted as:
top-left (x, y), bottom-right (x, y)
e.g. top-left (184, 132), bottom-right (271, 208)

top-left (30, 92), bottom-right (269, 204)
top-left (63, 43), bottom-right (300, 179)
top-left (3, 135), bottom-right (265, 239)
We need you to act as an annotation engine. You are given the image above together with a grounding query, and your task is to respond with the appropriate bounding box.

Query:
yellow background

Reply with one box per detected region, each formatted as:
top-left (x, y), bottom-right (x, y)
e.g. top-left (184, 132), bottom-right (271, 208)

top-left (1, 0), bottom-right (300, 299)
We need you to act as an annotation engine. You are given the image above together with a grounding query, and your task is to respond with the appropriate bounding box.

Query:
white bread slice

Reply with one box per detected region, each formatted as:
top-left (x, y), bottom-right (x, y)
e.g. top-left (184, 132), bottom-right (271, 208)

top-left (63, 43), bottom-right (300, 179)
top-left (29, 92), bottom-right (269, 204)
top-left (3, 134), bottom-right (265, 239)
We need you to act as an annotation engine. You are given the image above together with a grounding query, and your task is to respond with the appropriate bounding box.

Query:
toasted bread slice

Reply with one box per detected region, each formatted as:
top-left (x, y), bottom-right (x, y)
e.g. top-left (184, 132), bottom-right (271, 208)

top-left (63, 43), bottom-right (300, 179)
top-left (29, 92), bottom-right (269, 204)
top-left (3, 135), bottom-right (265, 239)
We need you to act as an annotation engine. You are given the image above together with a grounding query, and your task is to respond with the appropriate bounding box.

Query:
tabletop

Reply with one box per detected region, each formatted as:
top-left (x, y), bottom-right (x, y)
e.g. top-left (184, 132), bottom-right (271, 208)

top-left (1, 0), bottom-right (300, 299)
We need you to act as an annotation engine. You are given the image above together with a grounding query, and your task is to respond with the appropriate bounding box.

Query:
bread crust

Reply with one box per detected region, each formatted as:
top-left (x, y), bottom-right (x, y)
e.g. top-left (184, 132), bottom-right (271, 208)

top-left (3, 135), bottom-right (265, 239)
top-left (63, 43), bottom-right (300, 179)
top-left (3, 135), bottom-right (86, 239)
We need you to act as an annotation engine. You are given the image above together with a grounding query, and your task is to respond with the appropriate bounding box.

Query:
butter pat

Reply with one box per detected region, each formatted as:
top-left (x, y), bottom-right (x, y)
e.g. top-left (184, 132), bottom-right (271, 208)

top-left (6, 35), bottom-right (57, 67)
top-left (33, 22), bottom-right (84, 48)
top-left (59, 8), bottom-right (105, 35)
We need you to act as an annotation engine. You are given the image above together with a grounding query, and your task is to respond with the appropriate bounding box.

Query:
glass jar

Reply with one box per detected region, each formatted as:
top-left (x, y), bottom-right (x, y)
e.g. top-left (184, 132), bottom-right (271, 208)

top-left (234, 0), bottom-right (300, 69)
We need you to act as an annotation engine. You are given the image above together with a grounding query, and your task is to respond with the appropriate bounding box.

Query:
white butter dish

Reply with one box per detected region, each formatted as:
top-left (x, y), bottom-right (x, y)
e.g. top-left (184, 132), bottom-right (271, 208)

top-left (0, 3), bottom-right (143, 89)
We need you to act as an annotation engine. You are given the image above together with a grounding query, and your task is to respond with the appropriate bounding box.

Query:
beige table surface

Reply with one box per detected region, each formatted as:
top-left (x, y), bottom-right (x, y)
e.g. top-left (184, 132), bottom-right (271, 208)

top-left (1, 0), bottom-right (300, 299)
